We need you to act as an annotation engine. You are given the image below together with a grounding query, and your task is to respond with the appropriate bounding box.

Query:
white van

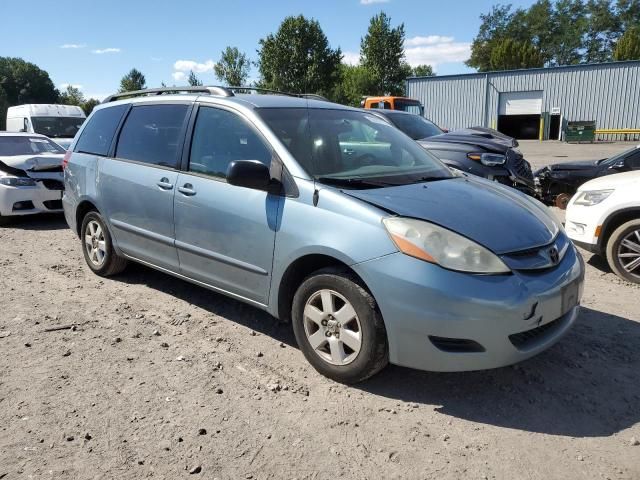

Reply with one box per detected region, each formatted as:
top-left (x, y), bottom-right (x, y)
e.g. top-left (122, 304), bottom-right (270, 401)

top-left (6, 104), bottom-right (86, 149)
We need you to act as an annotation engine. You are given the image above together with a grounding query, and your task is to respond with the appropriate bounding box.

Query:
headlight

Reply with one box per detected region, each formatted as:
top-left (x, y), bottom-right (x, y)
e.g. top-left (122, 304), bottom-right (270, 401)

top-left (0, 176), bottom-right (37, 187)
top-left (573, 189), bottom-right (613, 206)
top-left (382, 217), bottom-right (511, 274)
top-left (467, 153), bottom-right (506, 166)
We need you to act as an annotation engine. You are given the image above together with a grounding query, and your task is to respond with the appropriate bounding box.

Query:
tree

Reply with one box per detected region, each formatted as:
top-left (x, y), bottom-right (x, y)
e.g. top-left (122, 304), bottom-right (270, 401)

top-left (257, 16), bottom-right (341, 95)
top-left (188, 70), bottom-right (203, 86)
top-left (584, 0), bottom-right (621, 62)
top-left (0, 57), bottom-right (59, 129)
top-left (411, 64), bottom-right (435, 77)
top-left (118, 68), bottom-right (146, 93)
top-left (81, 98), bottom-right (101, 116)
top-left (214, 47), bottom-right (251, 86)
top-left (551, 0), bottom-right (588, 65)
top-left (466, 5), bottom-right (522, 71)
top-left (331, 64), bottom-right (377, 106)
top-left (614, 26), bottom-right (640, 59)
top-left (59, 85), bottom-right (85, 106)
top-left (360, 12), bottom-right (409, 95)
top-left (489, 39), bottom-right (545, 70)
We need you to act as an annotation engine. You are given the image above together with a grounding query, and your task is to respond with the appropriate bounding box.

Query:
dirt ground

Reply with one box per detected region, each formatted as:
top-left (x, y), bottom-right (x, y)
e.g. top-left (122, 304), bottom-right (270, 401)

top-left (1, 143), bottom-right (639, 479)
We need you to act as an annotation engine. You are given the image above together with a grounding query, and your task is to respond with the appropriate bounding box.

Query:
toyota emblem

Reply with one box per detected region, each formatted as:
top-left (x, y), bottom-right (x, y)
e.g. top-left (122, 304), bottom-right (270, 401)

top-left (549, 246), bottom-right (560, 264)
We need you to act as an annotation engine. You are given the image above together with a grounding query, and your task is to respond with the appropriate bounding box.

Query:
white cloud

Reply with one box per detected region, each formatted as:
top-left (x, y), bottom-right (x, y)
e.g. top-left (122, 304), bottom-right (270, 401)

top-left (60, 83), bottom-right (83, 90)
top-left (360, 0), bottom-right (389, 4)
top-left (172, 71), bottom-right (187, 82)
top-left (60, 44), bottom-right (85, 49)
top-left (173, 59), bottom-right (216, 73)
top-left (92, 48), bottom-right (121, 54)
top-left (404, 35), bottom-right (471, 68)
top-left (342, 51), bottom-right (360, 66)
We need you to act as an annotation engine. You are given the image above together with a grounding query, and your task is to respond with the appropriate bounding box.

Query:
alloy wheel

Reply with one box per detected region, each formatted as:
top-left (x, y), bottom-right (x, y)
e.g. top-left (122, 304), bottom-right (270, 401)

top-left (617, 228), bottom-right (640, 279)
top-left (85, 220), bottom-right (107, 268)
top-left (303, 289), bottom-right (362, 366)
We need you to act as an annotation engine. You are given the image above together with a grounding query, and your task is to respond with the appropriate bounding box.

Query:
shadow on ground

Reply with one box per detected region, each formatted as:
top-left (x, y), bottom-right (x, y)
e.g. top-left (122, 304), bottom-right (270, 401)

top-left (115, 261), bottom-right (640, 438)
top-left (1, 213), bottom-right (68, 231)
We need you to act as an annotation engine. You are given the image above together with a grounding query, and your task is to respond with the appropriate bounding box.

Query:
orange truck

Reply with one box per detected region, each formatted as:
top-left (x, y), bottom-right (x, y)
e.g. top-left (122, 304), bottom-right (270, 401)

top-left (360, 96), bottom-right (424, 116)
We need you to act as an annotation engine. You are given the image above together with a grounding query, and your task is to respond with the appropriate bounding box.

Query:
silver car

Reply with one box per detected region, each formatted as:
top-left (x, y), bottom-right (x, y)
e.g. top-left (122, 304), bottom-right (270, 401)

top-left (63, 87), bottom-right (585, 383)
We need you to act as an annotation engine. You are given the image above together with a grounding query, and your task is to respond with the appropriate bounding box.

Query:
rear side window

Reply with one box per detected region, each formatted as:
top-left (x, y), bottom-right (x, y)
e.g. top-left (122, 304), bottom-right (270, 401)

top-left (188, 106), bottom-right (272, 179)
top-left (75, 105), bottom-right (127, 156)
top-left (116, 104), bottom-right (189, 168)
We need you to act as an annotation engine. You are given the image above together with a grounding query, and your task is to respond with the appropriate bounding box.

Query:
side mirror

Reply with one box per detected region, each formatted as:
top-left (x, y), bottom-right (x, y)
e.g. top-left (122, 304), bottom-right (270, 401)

top-left (609, 160), bottom-right (626, 170)
top-left (226, 160), bottom-right (280, 193)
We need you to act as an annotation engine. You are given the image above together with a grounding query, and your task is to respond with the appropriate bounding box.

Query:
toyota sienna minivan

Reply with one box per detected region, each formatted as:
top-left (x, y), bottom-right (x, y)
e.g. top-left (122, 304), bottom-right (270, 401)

top-left (63, 86), bottom-right (585, 383)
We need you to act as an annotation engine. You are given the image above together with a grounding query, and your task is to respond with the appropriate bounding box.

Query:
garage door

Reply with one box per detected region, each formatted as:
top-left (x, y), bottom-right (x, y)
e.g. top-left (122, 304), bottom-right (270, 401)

top-left (499, 91), bottom-right (543, 115)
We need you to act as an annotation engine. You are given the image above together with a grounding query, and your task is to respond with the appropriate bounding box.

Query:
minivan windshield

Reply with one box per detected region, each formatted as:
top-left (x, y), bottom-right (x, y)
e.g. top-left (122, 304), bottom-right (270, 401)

top-left (31, 116), bottom-right (85, 138)
top-left (257, 108), bottom-right (452, 187)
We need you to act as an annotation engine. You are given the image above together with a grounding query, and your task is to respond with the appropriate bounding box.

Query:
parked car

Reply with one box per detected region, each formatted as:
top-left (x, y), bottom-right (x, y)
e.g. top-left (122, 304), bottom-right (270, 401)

top-left (535, 144), bottom-right (640, 209)
top-left (566, 171), bottom-right (640, 284)
top-left (369, 110), bottom-right (535, 195)
top-left (0, 132), bottom-right (66, 225)
top-left (6, 104), bottom-right (86, 149)
top-left (360, 96), bottom-right (424, 115)
top-left (63, 86), bottom-right (584, 383)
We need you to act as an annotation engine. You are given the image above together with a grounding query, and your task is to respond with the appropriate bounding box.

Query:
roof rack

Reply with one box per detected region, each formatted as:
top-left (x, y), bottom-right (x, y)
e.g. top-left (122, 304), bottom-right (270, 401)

top-left (103, 85), bottom-right (331, 103)
top-left (103, 86), bottom-right (234, 103)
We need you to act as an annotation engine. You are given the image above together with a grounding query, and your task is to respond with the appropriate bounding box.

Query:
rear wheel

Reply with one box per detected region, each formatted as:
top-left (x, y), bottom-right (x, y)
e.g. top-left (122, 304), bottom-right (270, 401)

top-left (606, 219), bottom-right (640, 284)
top-left (80, 211), bottom-right (128, 276)
top-left (291, 268), bottom-right (388, 383)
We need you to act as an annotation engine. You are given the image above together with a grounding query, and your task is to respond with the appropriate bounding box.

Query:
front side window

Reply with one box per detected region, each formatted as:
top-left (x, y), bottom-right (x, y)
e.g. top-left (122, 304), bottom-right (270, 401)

top-left (257, 108), bottom-right (452, 187)
top-left (31, 116), bottom-right (85, 138)
top-left (75, 105), bottom-right (127, 156)
top-left (188, 107), bottom-right (272, 179)
top-left (115, 104), bottom-right (189, 168)
top-left (0, 136), bottom-right (65, 156)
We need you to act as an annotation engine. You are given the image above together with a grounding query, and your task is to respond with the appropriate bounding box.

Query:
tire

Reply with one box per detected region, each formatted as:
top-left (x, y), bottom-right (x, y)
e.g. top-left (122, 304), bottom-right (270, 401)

top-left (80, 211), bottom-right (128, 276)
top-left (0, 215), bottom-right (11, 226)
top-left (605, 219), bottom-right (640, 284)
top-left (291, 268), bottom-right (388, 383)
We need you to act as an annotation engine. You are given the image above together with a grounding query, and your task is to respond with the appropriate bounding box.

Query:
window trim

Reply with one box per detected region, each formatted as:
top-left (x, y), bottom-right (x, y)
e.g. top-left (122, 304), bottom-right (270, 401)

top-left (181, 103), bottom-right (276, 182)
top-left (110, 101), bottom-right (193, 170)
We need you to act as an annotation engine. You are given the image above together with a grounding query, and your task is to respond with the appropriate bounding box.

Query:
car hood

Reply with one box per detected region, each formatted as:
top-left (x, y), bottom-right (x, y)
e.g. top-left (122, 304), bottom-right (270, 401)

top-left (0, 154), bottom-right (64, 171)
top-left (345, 177), bottom-right (558, 254)
top-left (419, 133), bottom-right (508, 154)
top-left (546, 160), bottom-right (601, 172)
top-left (577, 170), bottom-right (640, 191)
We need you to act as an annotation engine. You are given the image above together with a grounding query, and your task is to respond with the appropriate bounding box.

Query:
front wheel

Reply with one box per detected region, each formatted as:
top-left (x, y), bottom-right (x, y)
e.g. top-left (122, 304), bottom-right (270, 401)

top-left (80, 211), bottom-right (128, 276)
top-left (606, 219), bottom-right (640, 284)
top-left (291, 268), bottom-right (388, 383)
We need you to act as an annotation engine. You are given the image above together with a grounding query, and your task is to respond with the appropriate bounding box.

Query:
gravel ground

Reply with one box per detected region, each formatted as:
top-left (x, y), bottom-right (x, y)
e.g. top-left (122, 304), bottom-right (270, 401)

top-left (1, 142), bottom-right (639, 479)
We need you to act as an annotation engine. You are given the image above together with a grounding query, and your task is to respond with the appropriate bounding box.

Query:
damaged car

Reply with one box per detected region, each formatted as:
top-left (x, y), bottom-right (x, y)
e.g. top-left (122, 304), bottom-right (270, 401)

top-left (535, 144), bottom-right (640, 209)
top-left (369, 110), bottom-right (535, 196)
top-left (0, 132), bottom-right (66, 225)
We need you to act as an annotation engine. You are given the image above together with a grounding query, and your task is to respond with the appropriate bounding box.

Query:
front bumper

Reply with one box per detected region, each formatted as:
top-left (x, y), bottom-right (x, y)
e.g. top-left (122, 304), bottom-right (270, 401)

top-left (565, 201), bottom-right (605, 254)
top-left (353, 245), bottom-right (585, 372)
top-left (0, 182), bottom-right (64, 217)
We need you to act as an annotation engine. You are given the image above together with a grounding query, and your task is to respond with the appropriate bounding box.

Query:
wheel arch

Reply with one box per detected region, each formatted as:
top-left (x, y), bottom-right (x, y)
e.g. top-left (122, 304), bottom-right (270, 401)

top-left (599, 207), bottom-right (640, 250)
top-left (75, 200), bottom-right (99, 237)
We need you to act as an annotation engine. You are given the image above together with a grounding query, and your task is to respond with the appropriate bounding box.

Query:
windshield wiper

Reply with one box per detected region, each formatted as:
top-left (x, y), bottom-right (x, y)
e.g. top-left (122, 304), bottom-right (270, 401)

top-left (316, 176), bottom-right (395, 188)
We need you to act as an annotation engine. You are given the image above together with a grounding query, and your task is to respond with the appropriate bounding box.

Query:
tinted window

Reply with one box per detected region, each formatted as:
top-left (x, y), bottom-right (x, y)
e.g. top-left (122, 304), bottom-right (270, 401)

top-left (387, 113), bottom-right (443, 140)
top-left (31, 116), bottom-right (85, 138)
top-left (116, 104), bottom-right (189, 168)
top-left (189, 107), bottom-right (272, 178)
top-left (626, 149), bottom-right (640, 169)
top-left (75, 105), bottom-right (127, 156)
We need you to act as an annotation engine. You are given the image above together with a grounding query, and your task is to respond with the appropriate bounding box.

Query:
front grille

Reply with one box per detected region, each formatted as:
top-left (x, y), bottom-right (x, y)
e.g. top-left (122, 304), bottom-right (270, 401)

top-left (509, 317), bottom-right (562, 350)
top-left (507, 150), bottom-right (534, 183)
top-left (43, 200), bottom-right (63, 210)
top-left (429, 336), bottom-right (485, 353)
top-left (39, 179), bottom-right (65, 190)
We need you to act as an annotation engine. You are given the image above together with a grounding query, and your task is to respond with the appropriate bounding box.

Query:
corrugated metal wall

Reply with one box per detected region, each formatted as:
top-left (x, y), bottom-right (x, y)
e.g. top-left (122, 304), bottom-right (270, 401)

top-left (406, 61), bottom-right (640, 133)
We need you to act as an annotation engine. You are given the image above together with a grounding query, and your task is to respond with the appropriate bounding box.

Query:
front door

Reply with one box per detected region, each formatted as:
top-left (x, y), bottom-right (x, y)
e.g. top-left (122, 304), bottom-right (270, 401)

top-left (173, 105), bottom-right (280, 305)
top-left (99, 103), bottom-right (190, 271)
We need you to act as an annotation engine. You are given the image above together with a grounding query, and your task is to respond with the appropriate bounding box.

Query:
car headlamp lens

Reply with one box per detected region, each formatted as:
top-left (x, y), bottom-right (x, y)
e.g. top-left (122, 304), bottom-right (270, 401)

top-left (382, 217), bottom-right (510, 274)
top-left (574, 189), bottom-right (613, 206)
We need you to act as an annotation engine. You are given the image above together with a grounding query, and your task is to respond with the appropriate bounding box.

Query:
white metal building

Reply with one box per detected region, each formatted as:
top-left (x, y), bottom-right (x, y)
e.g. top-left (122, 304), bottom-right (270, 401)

top-left (405, 60), bottom-right (640, 140)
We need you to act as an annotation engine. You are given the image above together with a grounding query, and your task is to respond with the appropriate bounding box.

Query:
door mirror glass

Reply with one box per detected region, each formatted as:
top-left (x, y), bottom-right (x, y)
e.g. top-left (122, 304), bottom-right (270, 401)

top-left (226, 160), bottom-right (279, 193)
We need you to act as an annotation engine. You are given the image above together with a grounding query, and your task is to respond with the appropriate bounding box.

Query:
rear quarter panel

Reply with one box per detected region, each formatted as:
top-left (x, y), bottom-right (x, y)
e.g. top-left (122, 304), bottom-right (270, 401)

top-left (63, 152), bottom-right (100, 235)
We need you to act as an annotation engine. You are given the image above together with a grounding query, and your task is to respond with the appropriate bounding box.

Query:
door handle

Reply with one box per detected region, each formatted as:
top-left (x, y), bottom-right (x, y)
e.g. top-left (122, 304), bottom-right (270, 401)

top-left (178, 183), bottom-right (196, 196)
top-left (157, 178), bottom-right (174, 190)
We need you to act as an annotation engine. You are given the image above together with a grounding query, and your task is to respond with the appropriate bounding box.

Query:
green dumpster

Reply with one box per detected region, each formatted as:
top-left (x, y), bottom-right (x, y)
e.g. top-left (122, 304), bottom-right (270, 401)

top-left (565, 121), bottom-right (596, 143)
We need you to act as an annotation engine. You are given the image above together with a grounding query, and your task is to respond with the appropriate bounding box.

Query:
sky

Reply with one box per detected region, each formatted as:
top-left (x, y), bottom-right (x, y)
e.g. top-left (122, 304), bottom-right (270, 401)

top-left (1, 0), bottom-right (535, 101)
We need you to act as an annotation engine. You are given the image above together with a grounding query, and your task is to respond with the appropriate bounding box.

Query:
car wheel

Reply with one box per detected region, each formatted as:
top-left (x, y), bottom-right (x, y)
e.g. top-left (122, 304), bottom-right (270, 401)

top-left (606, 219), bottom-right (640, 284)
top-left (291, 268), bottom-right (388, 383)
top-left (0, 215), bottom-right (11, 226)
top-left (81, 211), bottom-right (128, 276)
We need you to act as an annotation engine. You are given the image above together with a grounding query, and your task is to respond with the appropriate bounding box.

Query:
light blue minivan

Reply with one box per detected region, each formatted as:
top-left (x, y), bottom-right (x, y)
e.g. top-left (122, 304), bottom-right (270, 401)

top-left (63, 87), bottom-right (584, 383)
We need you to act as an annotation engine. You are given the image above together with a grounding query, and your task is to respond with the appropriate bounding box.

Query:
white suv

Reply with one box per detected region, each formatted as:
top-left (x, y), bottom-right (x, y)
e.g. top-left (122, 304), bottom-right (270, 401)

top-left (566, 171), bottom-right (640, 283)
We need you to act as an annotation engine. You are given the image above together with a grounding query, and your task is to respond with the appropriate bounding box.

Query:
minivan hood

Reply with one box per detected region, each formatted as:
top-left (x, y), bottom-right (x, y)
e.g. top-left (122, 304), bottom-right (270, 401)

top-left (0, 154), bottom-right (64, 171)
top-left (345, 177), bottom-right (558, 254)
